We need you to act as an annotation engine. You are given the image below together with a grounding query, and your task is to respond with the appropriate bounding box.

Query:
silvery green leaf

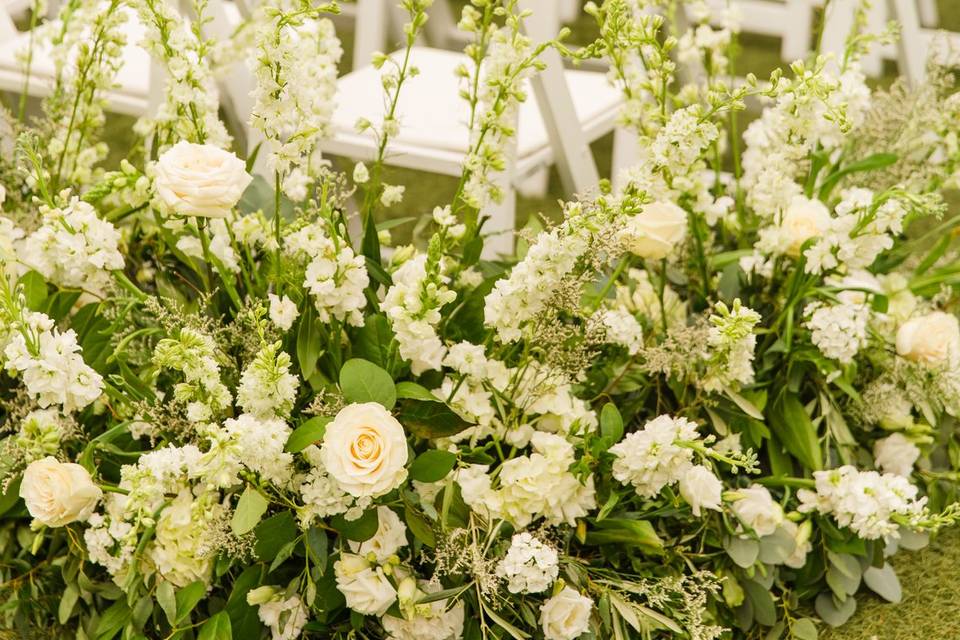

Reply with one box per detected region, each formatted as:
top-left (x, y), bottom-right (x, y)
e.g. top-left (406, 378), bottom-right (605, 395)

top-left (815, 593), bottom-right (857, 627)
top-left (725, 536), bottom-right (760, 568)
top-left (863, 564), bottom-right (902, 603)
top-left (759, 527), bottom-right (797, 565)
top-left (791, 617), bottom-right (818, 640)
top-left (898, 529), bottom-right (929, 551)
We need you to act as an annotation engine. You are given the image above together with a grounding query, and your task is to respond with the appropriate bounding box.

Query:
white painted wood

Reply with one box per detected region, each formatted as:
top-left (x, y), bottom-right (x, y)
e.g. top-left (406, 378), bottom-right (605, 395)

top-left (888, 0), bottom-right (931, 84)
top-left (917, 0), bottom-right (938, 27)
top-left (781, 0), bottom-right (815, 61)
top-left (353, 0), bottom-right (389, 69)
top-left (819, 0), bottom-right (856, 67)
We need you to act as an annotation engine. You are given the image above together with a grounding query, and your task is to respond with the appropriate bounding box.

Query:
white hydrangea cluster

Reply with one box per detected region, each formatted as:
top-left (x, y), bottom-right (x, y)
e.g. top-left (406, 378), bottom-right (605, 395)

top-left (798, 465), bottom-right (927, 540)
top-left (382, 254), bottom-right (456, 375)
top-left (484, 227), bottom-right (587, 343)
top-left (199, 414), bottom-right (294, 488)
top-left (456, 432), bottom-right (596, 528)
top-left (496, 532), bottom-right (560, 594)
top-left (599, 308), bottom-right (644, 355)
top-left (20, 198), bottom-right (124, 294)
top-left (702, 300), bottom-right (761, 392)
top-left (152, 328), bottom-right (231, 422)
top-left (3, 311), bottom-right (104, 412)
top-left (236, 341), bottom-right (299, 419)
top-left (804, 301), bottom-right (870, 364)
top-left (148, 489), bottom-right (224, 587)
top-left (609, 415), bottom-right (712, 501)
top-left (296, 464), bottom-right (352, 527)
top-left (248, 10), bottom-right (342, 180)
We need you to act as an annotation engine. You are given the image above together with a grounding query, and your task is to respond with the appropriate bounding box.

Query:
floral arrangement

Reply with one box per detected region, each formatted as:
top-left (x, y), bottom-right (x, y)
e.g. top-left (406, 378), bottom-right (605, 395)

top-left (2, 0), bottom-right (960, 639)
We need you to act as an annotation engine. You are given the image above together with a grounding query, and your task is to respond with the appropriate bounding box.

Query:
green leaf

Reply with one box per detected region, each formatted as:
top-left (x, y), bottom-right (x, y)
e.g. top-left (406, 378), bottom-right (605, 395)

top-left (863, 563), bottom-right (902, 603)
top-left (339, 358), bottom-right (396, 409)
top-left (725, 536), bottom-right (760, 568)
top-left (0, 475), bottom-right (22, 517)
top-left (397, 398), bottom-right (472, 439)
top-left (94, 599), bottom-right (131, 640)
top-left (297, 304), bottom-right (321, 380)
top-left (409, 450), bottom-right (457, 483)
top-left (791, 618), bottom-right (818, 640)
top-left (232, 486), bottom-right (269, 536)
top-left (743, 579), bottom-right (777, 626)
top-left (20, 270), bottom-right (48, 310)
top-left (44, 289), bottom-right (81, 322)
top-left (404, 503), bottom-right (436, 547)
top-left (157, 580), bottom-right (177, 625)
top-left (58, 583), bottom-right (79, 624)
top-left (815, 593), bottom-right (857, 627)
top-left (254, 512), bottom-right (297, 561)
top-left (353, 313), bottom-right (395, 368)
top-left (818, 153), bottom-right (898, 200)
top-left (330, 508), bottom-right (379, 542)
top-left (226, 565), bottom-right (264, 637)
top-left (175, 580), bottom-right (207, 623)
top-left (198, 612), bottom-right (233, 640)
top-left (395, 381), bottom-right (437, 401)
top-left (584, 518), bottom-right (663, 552)
top-left (305, 526), bottom-right (328, 571)
top-left (769, 394), bottom-right (823, 471)
top-left (600, 403), bottom-right (624, 442)
top-left (286, 416), bottom-right (332, 453)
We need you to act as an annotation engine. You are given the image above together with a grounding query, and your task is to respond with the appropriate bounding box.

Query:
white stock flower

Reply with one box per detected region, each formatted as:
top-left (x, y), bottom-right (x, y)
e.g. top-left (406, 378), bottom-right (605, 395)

top-left (805, 302), bottom-right (869, 364)
top-left (731, 485), bottom-right (783, 537)
top-left (781, 519), bottom-right (813, 569)
top-left (679, 465), bottom-right (723, 517)
top-left (334, 553), bottom-right (397, 615)
top-left (874, 433), bottom-right (920, 477)
top-left (618, 201), bottom-right (688, 261)
top-left (320, 403), bottom-right (409, 498)
top-left (609, 415), bottom-right (699, 498)
top-left (496, 532), bottom-right (560, 594)
top-left (349, 506), bottom-right (408, 563)
top-left (539, 586), bottom-right (593, 640)
top-left (599, 309), bottom-right (644, 355)
top-left (153, 141), bottom-right (252, 218)
top-left (237, 343), bottom-right (299, 419)
top-left (20, 457), bottom-right (102, 527)
top-left (384, 581), bottom-right (465, 640)
top-left (896, 311), bottom-right (960, 369)
top-left (255, 594), bottom-right (308, 640)
top-left (268, 294), bottom-right (299, 331)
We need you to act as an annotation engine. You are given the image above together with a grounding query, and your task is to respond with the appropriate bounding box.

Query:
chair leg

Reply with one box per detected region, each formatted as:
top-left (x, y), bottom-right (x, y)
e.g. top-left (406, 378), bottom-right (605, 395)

top-left (781, 0), bottom-right (814, 62)
top-left (917, 0), bottom-right (938, 27)
top-left (611, 126), bottom-right (640, 193)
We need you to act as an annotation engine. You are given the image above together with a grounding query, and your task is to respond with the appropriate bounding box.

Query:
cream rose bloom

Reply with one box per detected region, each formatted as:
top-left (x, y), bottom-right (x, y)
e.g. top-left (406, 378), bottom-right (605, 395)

top-left (679, 465), bottom-right (723, 516)
top-left (618, 201), bottom-right (688, 261)
top-left (896, 311), bottom-right (960, 369)
top-left (874, 433), bottom-right (920, 477)
top-left (154, 141), bottom-right (252, 218)
top-left (780, 195), bottom-right (831, 256)
top-left (20, 457), bottom-right (102, 527)
top-left (320, 402), bottom-right (409, 498)
top-left (334, 553), bottom-right (397, 615)
top-left (731, 484), bottom-right (783, 537)
top-left (539, 586), bottom-right (593, 640)
top-left (349, 506), bottom-right (408, 563)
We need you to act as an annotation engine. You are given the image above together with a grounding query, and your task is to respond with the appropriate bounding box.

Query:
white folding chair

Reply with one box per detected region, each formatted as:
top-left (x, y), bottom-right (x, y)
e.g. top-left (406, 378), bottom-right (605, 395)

top-left (692, 0), bottom-right (819, 63)
top-left (888, 0), bottom-right (960, 85)
top-left (0, 5), bottom-right (160, 116)
top-left (319, 0), bottom-right (623, 257)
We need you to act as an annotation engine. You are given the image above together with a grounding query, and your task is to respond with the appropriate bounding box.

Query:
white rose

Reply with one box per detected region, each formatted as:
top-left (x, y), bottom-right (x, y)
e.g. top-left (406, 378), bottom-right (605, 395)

top-left (268, 293), bottom-right (299, 331)
top-left (731, 484), bottom-right (783, 537)
top-left (334, 553), bottom-right (397, 616)
top-left (781, 195), bottom-right (831, 256)
top-left (320, 402), bottom-right (409, 498)
top-left (350, 506), bottom-right (408, 563)
top-left (679, 465), bottom-right (723, 516)
top-left (618, 201), bottom-right (688, 260)
top-left (874, 433), bottom-right (920, 477)
top-left (896, 311), bottom-right (960, 368)
top-left (154, 141), bottom-right (252, 218)
top-left (20, 457), bottom-right (102, 527)
top-left (781, 519), bottom-right (813, 569)
top-left (539, 586), bottom-right (593, 640)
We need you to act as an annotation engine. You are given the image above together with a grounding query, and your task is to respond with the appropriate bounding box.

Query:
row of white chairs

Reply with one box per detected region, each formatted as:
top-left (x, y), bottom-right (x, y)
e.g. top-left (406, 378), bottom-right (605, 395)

top-left (0, 0), bottom-right (954, 257)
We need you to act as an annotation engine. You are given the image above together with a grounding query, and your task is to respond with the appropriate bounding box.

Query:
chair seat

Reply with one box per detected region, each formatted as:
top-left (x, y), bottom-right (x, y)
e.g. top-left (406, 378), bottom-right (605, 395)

top-left (324, 47), bottom-right (621, 175)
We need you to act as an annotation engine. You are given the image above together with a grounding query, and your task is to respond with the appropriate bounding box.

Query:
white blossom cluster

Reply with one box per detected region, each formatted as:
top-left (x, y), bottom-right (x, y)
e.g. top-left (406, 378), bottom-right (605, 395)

top-left (152, 327), bottom-right (232, 422)
top-left (599, 308), bottom-right (644, 355)
top-left (701, 300), bottom-right (761, 392)
top-left (798, 465), bottom-right (927, 540)
top-left (609, 415), bottom-right (723, 517)
top-left (20, 198), bottom-right (124, 294)
top-left (248, 8), bottom-right (342, 185)
top-left (198, 414), bottom-right (295, 488)
top-left (236, 341), bottom-right (299, 419)
top-left (457, 432), bottom-right (596, 528)
top-left (496, 532), bottom-right (560, 594)
top-left (804, 301), bottom-right (870, 364)
top-left (382, 254), bottom-right (456, 374)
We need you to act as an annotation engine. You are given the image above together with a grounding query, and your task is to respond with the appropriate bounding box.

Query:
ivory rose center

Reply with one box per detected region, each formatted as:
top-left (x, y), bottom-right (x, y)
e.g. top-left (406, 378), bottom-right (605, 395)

top-left (320, 402), bottom-right (408, 498)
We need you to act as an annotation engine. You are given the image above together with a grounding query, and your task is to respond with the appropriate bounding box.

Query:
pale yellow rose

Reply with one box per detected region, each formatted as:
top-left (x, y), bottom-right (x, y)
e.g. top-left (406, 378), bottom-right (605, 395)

top-left (320, 402), bottom-right (408, 498)
top-left (619, 201), bottom-right (688, 260)
top-left (896, 311), bottom-right (960, 368)
top-left (781, 195), bottom-right (831, 256)
top-left (154, 141), bottom-right (252, 218)
top-left (20, 457), bottom-right (102, 527)
top-left (539, 586), bottom-right (593, 640)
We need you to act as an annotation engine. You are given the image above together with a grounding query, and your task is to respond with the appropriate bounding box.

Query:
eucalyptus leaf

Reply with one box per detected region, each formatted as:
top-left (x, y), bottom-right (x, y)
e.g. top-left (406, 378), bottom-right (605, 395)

top-left (815, 593), bottom-right (857, 627)
top-left (725, 536), bottom-right (760, 568)
top-left (863, 563), bottom-right (902, 603)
